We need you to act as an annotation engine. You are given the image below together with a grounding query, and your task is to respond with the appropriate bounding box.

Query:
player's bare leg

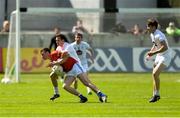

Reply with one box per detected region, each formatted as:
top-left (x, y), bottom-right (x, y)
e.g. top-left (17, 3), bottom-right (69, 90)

top-left (74, 74), bottom-right (92, 95)
top-left (49, 72), bottom-right (60, 100)
top-left (63, 76), bottom-right (78, 95)
top-left (63, 76), bottom-right (87, 103)
top-left (78, 73), bottom-right (107, 102)
top-left (86, 73), bottom-right (92, 95)
top-left (78, 73), bottom-right (98, 92)
top-left (73, 79), bottom-right (78, 89)
top-left (149, 63), bottom-right (166, 103)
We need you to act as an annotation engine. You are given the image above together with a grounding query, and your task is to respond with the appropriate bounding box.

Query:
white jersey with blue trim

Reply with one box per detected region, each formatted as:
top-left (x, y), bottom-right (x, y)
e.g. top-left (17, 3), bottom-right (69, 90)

top-left (71, 41), bottom-right (90, 66)
top-left (150, 29), bottom-right (170, 55)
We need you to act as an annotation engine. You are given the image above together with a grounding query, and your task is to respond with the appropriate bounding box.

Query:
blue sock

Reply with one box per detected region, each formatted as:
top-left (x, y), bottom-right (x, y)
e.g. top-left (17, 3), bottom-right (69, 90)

top-left (97, 92), bottom-right (104, 97)
top-left (79, 94), bottom-right (85, 99)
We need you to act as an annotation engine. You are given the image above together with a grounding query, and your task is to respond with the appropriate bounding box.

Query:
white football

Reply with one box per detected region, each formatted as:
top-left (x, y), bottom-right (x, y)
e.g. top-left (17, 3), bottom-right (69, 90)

top-left (52, 65), bottom-right (64, 76)
top-left (1, 78), bottom-right (11, 84)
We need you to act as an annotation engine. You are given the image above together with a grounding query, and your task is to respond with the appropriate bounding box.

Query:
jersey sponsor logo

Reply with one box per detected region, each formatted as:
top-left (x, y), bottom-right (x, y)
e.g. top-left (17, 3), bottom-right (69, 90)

top-left (76, 50), bottom-right (83, 55)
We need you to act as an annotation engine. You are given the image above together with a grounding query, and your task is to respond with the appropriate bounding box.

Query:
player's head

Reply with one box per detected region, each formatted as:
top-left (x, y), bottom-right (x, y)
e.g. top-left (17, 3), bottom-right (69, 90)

top-left (77, 20), bottom-right (83, 26)
top-left (54, 27), bottom-right (60, 34)
top-left (2, 20), bottom-right (9, 32)
top-left (56, 34), bottom-right (65, 46)
top-left (146, 18), bottom-right (158, 33)
top-left (40, 48), bottom-right (51, 60)
top-left (74, 32), bottom-right (83, 43)
top-left (169, 22), bottom-right (175, 28)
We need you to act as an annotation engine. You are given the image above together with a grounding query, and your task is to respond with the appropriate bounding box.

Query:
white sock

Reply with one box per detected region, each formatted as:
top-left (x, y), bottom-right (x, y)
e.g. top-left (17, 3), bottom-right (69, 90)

top-left (87, 87), bottom-right (91, 93)
top-left (54, 87), bottom-right (59, 94)
top-left (154, 90), bottom-right (160, 96)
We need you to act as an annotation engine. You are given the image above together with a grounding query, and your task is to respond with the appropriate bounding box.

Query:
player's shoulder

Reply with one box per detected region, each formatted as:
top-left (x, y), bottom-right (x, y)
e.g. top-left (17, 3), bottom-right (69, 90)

top-left (71, 42), bottom-right (76, 45)
top-left (50, 50), bottom-right (60, 60)
top-left (155, 29), bottom-right (164, 35)
top-left (66, 43), bottom-right (76, 51)
top-left (154, 30), bottom-right (166, 40)
top-left (64, 42), bottom-right (70, 46)
top-left (51, 50), bottom-right (58, 54)
top-left (81, 41), bottom-right (89, 46)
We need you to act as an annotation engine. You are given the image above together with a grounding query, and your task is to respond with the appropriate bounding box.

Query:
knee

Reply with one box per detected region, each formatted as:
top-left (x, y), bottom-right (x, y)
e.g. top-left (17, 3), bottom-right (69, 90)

top-left (49, 72), bottom-right (57, 79)
top-left (62, 83), bottom-right (66, 89)
top-left (152, 72), bottom-right (158, 78)
top-left (80, 77), bottom-right (91, 87)
top-left (62, 83), bottom-right (69, 89)
top-left (49, 72), bottom-right (54, 78)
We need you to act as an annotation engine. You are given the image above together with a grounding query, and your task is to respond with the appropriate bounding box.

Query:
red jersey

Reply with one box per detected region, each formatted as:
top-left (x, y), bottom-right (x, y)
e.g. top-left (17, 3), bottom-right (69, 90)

top-left (50, 50), bottom-right (77, 72)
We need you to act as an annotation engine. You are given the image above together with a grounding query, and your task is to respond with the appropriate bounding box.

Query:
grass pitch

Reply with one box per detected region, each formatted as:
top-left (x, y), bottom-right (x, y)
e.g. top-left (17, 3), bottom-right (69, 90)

top-left (0, 73), bottom-right (180, 117)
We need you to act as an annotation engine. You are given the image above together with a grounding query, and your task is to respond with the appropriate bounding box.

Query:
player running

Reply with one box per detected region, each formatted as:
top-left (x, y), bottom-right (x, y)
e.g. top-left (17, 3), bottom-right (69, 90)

top-left (71, 33), bottom-right (94, 95)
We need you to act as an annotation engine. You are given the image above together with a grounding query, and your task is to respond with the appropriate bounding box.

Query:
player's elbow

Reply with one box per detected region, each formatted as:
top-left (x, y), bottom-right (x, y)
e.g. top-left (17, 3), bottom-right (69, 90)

top-left (162, 45), bottom-right (168, 52)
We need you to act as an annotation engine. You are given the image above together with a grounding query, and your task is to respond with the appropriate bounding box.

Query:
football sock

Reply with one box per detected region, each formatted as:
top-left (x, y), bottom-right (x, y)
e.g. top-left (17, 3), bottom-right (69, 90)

top-left (97, 91), bottom-right (103, 97)
top-left (154, 90), bottom-right (160, 96)
top-left (79, 94), bottom-right (85, 99)
top-left (87, 87), bottom-right (91, 93)
top-left (54, 87), bottom-right (59, 94)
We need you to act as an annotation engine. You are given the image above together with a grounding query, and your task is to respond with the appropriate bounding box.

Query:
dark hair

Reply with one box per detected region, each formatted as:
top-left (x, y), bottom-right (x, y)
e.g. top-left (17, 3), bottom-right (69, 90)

top-left (54, 27), bottom-right (60, 31)
top-left (56, 34), bottom-right (69, 43)
top-left (75, 32), bottom-right (83, 38)
top-left (147, 18), bottom-right (158, 29)
top-left (40, 48), bottom-right (50, 53)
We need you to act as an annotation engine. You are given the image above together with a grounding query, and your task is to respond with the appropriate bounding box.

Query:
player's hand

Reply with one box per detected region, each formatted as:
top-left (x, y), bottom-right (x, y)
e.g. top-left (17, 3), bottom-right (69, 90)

top-left (46, 62), bottom-right (55, 67)
top-left (145, 55), bottom-right (151, 61)
top-left (147, 51), bottom-right (154, 56)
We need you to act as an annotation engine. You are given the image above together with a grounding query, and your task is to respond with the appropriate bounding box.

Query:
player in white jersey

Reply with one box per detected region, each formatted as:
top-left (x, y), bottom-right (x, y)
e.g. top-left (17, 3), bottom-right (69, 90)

top-left (49, 34), bottom-right (80, 101)
top-left (47, 39), bottom-right (70, 100)
top-left (71, 33), bottom-right (94, 95)
top-left (146, 18), bottom-right (171, 103)
top-left (48, 34), bottom-right (107, 103)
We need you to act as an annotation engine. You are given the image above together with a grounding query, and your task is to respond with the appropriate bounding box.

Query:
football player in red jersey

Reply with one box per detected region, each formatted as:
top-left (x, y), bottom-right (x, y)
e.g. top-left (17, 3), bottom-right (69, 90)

top-left (41, 45), bottom-right (107, 103)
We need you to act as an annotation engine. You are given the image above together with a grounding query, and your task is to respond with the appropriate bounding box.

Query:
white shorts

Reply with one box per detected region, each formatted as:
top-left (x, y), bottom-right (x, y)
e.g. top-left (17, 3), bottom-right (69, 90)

top-left (66, 62), bottom-right (85, 77)
top-left (154, 53), bottom-right (171, 67)
top-left (82, 63), bottom-right (88, 73)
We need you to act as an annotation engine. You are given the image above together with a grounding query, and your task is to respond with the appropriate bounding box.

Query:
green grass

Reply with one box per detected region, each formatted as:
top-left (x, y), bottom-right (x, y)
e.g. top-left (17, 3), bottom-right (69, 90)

top-left (0, 73), bottom-right (180, 117)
